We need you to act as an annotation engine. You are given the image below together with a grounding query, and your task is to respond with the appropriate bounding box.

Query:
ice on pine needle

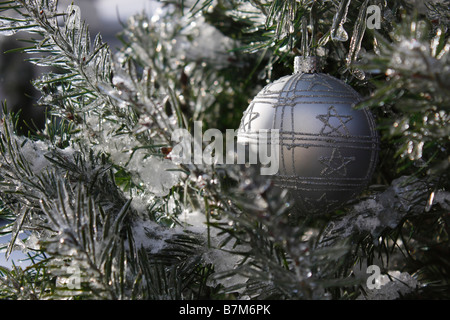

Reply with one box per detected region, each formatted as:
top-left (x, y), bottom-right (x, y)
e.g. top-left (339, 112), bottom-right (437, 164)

top-left (346, 0), bottom-right (369, 80)
top-left (0, 17), bottom-right (44, 36)
top-left (330, 0), bottom-right (351, 42)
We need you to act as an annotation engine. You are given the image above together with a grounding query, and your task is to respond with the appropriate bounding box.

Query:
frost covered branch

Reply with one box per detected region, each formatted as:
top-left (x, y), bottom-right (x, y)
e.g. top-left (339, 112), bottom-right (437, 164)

top-left (0, 0), bottom-right (448, 300)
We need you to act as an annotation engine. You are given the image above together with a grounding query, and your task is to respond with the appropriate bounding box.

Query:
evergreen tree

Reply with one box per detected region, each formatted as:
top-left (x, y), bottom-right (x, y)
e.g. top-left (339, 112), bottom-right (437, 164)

top-left (0, 0), bottom-right (448, 300)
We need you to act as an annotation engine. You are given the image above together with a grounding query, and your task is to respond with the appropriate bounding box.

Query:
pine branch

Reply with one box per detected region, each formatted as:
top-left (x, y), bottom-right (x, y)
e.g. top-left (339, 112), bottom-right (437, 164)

top-left (0, 109), bottom-right (211, 299)
top-left (0, 0), bottom-right (448, 300)
top-left (197, 165), bottom-right (356, 299)
top-left (0, 0), bottom-right (186, 211)
top-left (357, 14), bottom-right (450, 178)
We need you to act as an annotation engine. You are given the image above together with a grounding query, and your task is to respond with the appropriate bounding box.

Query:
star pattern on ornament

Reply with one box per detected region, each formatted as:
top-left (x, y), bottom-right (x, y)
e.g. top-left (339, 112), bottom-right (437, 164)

top-left (318, 148), bottom-right (355, 177)
top-left (316, 106), bottom-right (352, 137)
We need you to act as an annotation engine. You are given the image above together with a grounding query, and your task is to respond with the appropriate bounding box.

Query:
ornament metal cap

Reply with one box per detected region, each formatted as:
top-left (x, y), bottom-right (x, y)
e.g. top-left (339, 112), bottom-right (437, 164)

top-left (294, 56), bottom-right (321, 74)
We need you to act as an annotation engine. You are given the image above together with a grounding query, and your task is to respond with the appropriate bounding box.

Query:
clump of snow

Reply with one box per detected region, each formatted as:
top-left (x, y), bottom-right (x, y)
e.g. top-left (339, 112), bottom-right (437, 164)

top-left (180, 209), bottom-right (207, 233)
top-left (358, 271), bottom-right (419, 300)
top-left (432, 191), bottom-right (450, 210)
top-left (180, 209), bottom-right (248, 289)
top-left (81, 111), bottom-right (182, 198)
top-left (20, 138), bottom-right (51, 173)
top-left (128, 152), bottom-right (182, 197)
top-left (322, 176), bottom-right (430, 242)
top-left (132, 218), bottom-right (180, 254)
top-left (131, 207), bottom-right (247, 290)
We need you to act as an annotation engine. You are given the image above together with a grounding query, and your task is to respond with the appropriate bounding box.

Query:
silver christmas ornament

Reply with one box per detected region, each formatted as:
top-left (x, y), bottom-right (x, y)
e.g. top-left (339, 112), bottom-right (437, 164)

top-left (237, 56), bottom-right (379, 215)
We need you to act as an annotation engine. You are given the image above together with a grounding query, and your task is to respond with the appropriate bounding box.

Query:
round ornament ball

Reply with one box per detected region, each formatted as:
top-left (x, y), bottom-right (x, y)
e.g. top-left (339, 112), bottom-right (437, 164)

top-left (237, 56), bottom-right (379, 215)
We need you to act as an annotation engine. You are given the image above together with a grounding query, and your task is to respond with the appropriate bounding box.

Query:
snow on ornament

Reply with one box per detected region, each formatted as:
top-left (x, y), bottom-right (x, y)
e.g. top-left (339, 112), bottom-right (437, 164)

top-left (237, 56), bottom-right (379, 215)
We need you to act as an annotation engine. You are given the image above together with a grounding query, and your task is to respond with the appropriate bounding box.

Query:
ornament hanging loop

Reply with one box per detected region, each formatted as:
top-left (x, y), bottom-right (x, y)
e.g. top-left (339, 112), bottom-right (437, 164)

top-left (294, 56), bottom-right (321, 74)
